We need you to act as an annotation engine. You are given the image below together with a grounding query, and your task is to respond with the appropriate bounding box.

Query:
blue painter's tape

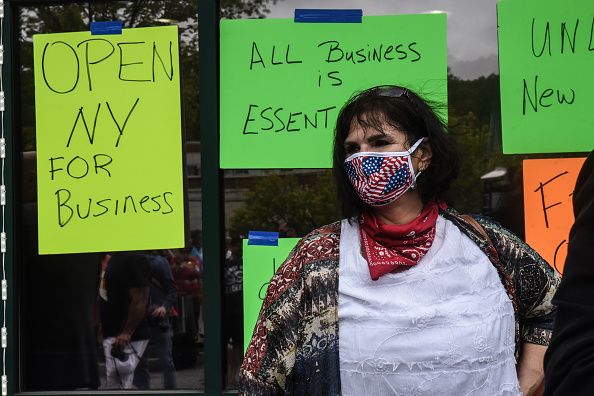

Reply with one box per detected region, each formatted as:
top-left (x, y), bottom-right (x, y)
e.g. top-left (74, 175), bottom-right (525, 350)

top-left (294, 9), bottom-right (362, 23)
top-left (90, 21), bottom-right (123, 35)
top-left (248, 231), bottom-right (280, 246)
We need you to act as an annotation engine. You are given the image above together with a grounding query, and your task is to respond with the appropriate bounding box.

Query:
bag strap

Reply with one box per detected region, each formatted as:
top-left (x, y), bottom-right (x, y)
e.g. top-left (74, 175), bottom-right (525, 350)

top-left (461, 214), bottom-right (498, 260)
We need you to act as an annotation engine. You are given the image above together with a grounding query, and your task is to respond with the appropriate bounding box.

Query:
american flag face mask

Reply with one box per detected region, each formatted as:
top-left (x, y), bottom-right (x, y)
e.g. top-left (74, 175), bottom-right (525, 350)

top-left (344, 138), bottom-right (425, 207)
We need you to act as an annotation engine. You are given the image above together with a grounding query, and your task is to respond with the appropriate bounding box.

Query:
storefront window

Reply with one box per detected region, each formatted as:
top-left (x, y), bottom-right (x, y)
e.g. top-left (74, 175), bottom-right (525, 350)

top-left (16, 1), bottom-right (204, 391)
top-left (11, 0), bottom-right (566, 393)
top-left (221, 0), bottom-right (528, 390)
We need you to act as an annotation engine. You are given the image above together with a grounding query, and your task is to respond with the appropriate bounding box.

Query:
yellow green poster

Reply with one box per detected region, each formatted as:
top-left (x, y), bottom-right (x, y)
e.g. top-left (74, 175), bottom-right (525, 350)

top-left (34, 26), bottom-right (185, 254)
top-left (243, 238), bottom-right (299, 351)
top-left (220, 14), bottom-right (448, 168)
top-left (498, 0), bottom-right (594, 154)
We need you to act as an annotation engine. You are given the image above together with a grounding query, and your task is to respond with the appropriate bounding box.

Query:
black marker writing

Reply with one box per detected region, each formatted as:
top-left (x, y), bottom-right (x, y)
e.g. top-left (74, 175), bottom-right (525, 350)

top-left (49, 154), bottom-right (113, 181)
top-left (522, 75), bottom-right (575, 115)
top-left (242, 104), bottom-right (337, 134)
top-left (42, 38), bottom-right (174, 93)
top-left (66, 98), bottom-right (140, 147)
top-left (77, 38), bottom-right (115, 91)
top-left (42, 41), bottom-right (80, 94)
top-left (534, 171), bottom-right (568, 228)
top-left (531, 17), bottom-right (591, 58)
top-left (55, 189), bottom-right (175, 227)
top-left (258, 257), bottom-right (280, 301)
top-left (249, 42), bottom-right (303, 70)
top-left (553, 239), bottom-right (567, 274)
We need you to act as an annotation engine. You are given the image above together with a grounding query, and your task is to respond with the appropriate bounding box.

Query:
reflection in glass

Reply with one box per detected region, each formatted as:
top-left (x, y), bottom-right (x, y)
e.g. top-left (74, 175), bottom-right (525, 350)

top-left (17, 1), bottom-right (203, 391)
top-left (223, 169), bottom-right (341, 389)
top-left (224, 1), bottom-right (531, 389)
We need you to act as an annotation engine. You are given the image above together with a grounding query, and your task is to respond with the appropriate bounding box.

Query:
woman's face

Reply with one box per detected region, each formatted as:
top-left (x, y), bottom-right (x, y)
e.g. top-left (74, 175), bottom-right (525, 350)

top-left (343, 118), bottom-right (410, 157)
top-left (343, 117), bottom-right (431, 173)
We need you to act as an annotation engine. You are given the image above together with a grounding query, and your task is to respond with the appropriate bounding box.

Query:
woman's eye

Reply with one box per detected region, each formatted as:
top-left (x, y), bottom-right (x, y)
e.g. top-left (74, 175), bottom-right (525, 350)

top-left (345, 144), bottom-right (359, 154)
top-left (374, 140), bottom-right (390, 147)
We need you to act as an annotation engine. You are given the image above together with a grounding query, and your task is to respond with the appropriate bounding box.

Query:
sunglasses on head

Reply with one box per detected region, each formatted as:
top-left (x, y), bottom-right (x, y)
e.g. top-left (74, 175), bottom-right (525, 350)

top-left (375, 86), bottom-right (410, 99)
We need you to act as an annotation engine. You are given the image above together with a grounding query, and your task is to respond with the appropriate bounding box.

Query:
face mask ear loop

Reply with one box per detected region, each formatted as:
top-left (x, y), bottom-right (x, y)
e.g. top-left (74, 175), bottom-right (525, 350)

top-left (408, 137), bottom-right (426, 189)
top-left (407, 137), bottom-right (426, 155)
top-left (411, 170), bottom-right (423, 189)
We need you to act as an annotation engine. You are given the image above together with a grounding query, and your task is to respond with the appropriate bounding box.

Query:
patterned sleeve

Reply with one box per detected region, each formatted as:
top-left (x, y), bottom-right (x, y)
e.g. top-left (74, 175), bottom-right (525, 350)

top-left (239, 235), bottom-right (311, 395)
top-left (477, 217), bottom-right (562, 346)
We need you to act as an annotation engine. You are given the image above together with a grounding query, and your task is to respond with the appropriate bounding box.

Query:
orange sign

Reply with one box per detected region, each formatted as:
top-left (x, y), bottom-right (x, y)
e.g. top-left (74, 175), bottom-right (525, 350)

top-left (523, 158), bottom-right (586, 275)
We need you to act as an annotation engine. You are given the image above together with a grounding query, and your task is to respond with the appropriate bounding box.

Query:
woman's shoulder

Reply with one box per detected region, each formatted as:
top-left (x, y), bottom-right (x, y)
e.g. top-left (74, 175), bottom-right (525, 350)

top-left (261, 221), bottom-right (342, 310)
top-left (285, 220), bottom-right (342, 267)
top-left (304, 220), bottom-right (342, 240)
top-left (441, 206), bottom-right (516, 242)
top-left (441, 206), bottom-right (553, 272)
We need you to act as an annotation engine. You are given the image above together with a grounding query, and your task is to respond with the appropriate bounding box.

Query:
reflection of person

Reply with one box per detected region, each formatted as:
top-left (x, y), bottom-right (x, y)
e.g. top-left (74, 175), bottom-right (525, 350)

top-left (171, 248), bottom-right (202, 335)
top-left (544, 150), bottom-right (594, 395)
top-left (240, 86), bottom-right (560, 395)
top-left (100, 252), bottom-right (150, 389)
top-left (133, 252), bottom-right (177, 389)
top-left (190, 230), bottom-right (203, 262)
top-left (22, 151), bottom-right (101, 391)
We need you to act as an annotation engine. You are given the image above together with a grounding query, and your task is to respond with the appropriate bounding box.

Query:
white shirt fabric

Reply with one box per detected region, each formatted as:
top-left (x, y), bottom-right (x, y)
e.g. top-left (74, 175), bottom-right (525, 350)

top-left (338, 216), bottom-right (520, 396)
top-left (103, 337), bottom-right (148, 389)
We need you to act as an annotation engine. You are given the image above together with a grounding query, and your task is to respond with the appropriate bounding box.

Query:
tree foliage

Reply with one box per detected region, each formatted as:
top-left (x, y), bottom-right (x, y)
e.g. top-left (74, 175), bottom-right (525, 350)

top-left (446, 73), bottom-right (521, 213)
top-left (447, 112), bottom-right (517, 213)
top-left (229, 172), bottom-right (341, 238)
top-left (221, 0), bottom-right (278, 19)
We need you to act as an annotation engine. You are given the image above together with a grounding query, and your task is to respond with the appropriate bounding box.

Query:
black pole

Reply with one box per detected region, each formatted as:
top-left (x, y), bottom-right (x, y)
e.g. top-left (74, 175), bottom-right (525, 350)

top-left (198, 0), bottom-right (223, 394)
top-left (3, 1), bottom-right (17, 394)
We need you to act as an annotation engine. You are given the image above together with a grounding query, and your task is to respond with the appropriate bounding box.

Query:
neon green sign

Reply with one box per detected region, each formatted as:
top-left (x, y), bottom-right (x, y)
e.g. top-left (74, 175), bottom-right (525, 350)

top-left (221, 14), bottom-right (448, 168)
top-left (242, 238), bottom-right (299, 351)
top-left (34, 26), bottom-right (185, 254)
top-left (498, 0), bottom-right (594, 154)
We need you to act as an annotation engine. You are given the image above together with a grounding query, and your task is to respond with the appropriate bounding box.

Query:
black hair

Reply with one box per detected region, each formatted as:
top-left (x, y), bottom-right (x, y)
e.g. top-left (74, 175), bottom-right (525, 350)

top-left (332, 85), bottom-right (460, 218)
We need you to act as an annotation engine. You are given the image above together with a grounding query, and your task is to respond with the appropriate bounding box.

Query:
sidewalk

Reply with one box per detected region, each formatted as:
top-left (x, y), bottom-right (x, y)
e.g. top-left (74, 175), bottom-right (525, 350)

top-left (98, 351), bottom-right (205, 390)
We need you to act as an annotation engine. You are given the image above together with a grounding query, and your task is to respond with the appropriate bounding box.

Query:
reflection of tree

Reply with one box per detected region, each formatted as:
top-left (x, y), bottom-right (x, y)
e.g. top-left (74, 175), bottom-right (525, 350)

top-left (447, 73), bottom-right (521, 214)
top-left (448, 72), bottom-right (501, 126)
top-left (447, 111), bottom-right (517, 213)
top-left (221, 0), bottom-right (278, 19)
top-left (18, 0), bottom-right (280, 150)
top-left (229, 172), bottom-right (340, 238)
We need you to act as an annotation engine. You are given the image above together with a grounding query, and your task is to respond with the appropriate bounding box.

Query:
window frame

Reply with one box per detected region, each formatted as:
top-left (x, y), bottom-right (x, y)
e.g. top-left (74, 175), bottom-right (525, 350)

top-left (5, 0), bottom-right (227, 394)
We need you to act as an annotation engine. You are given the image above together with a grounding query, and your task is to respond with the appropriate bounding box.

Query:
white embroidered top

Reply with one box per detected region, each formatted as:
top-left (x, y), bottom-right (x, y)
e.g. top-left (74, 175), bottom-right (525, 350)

top-left (338, 216), bottom-right (520, 396)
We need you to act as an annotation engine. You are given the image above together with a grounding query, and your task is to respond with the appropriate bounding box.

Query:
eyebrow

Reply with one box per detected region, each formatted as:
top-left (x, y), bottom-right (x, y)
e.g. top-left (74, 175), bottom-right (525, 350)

top-left (344, 132), bottom-right (392, 146)
top-left (367, 133), bottom-right (391, 143)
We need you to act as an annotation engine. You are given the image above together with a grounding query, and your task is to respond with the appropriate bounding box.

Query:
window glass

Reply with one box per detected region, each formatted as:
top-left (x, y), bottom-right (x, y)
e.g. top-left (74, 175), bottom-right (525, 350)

top-left (222, 0), bottom-right (530, 390)
top-left (222, 168), bottom-right (340, 389)
top-left (17, 1), bottom-right (204, 391)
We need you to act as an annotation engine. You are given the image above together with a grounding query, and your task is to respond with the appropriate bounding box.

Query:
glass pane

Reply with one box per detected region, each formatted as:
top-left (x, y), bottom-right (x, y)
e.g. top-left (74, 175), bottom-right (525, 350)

top-left (221, 0), bottom-right (542, 390)
top-left (17, 1), bottom-right (204, 391)
top-left (222, 169), bottom-right (341, 389)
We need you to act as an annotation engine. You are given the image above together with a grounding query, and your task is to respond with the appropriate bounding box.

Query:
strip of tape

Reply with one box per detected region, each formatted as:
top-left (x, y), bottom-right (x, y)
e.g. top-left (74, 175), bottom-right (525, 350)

top-left (248, 231), bottom-right (280, 246)
top-left (90, 21), bottom-right (123, 35)
top-left (294, 9), bottom-right (362, 23)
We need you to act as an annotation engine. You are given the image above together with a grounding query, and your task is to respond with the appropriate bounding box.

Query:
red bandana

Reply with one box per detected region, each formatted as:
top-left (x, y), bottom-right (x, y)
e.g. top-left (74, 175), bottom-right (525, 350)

top-left (359, 200), bottom-right (444, 280)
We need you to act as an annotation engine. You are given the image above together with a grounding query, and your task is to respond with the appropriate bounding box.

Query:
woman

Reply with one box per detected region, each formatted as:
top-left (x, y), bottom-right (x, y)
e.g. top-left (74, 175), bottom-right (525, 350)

top-left (240, 86), bottom-right (560, 395)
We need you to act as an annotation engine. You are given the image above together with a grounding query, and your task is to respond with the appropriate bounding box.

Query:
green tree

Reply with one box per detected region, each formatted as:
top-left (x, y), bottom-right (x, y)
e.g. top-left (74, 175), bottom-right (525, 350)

top-left (448, 111), bottom-right (508, 212)
top-left (446, 73), bottom-right (522, 214)
top-left (230, 172), bottom-right (341, 238)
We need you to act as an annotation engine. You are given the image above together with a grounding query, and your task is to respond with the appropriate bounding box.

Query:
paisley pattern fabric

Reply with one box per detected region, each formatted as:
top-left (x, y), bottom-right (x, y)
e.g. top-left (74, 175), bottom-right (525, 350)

top-left (239, 207), bottom-right (561, 395)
